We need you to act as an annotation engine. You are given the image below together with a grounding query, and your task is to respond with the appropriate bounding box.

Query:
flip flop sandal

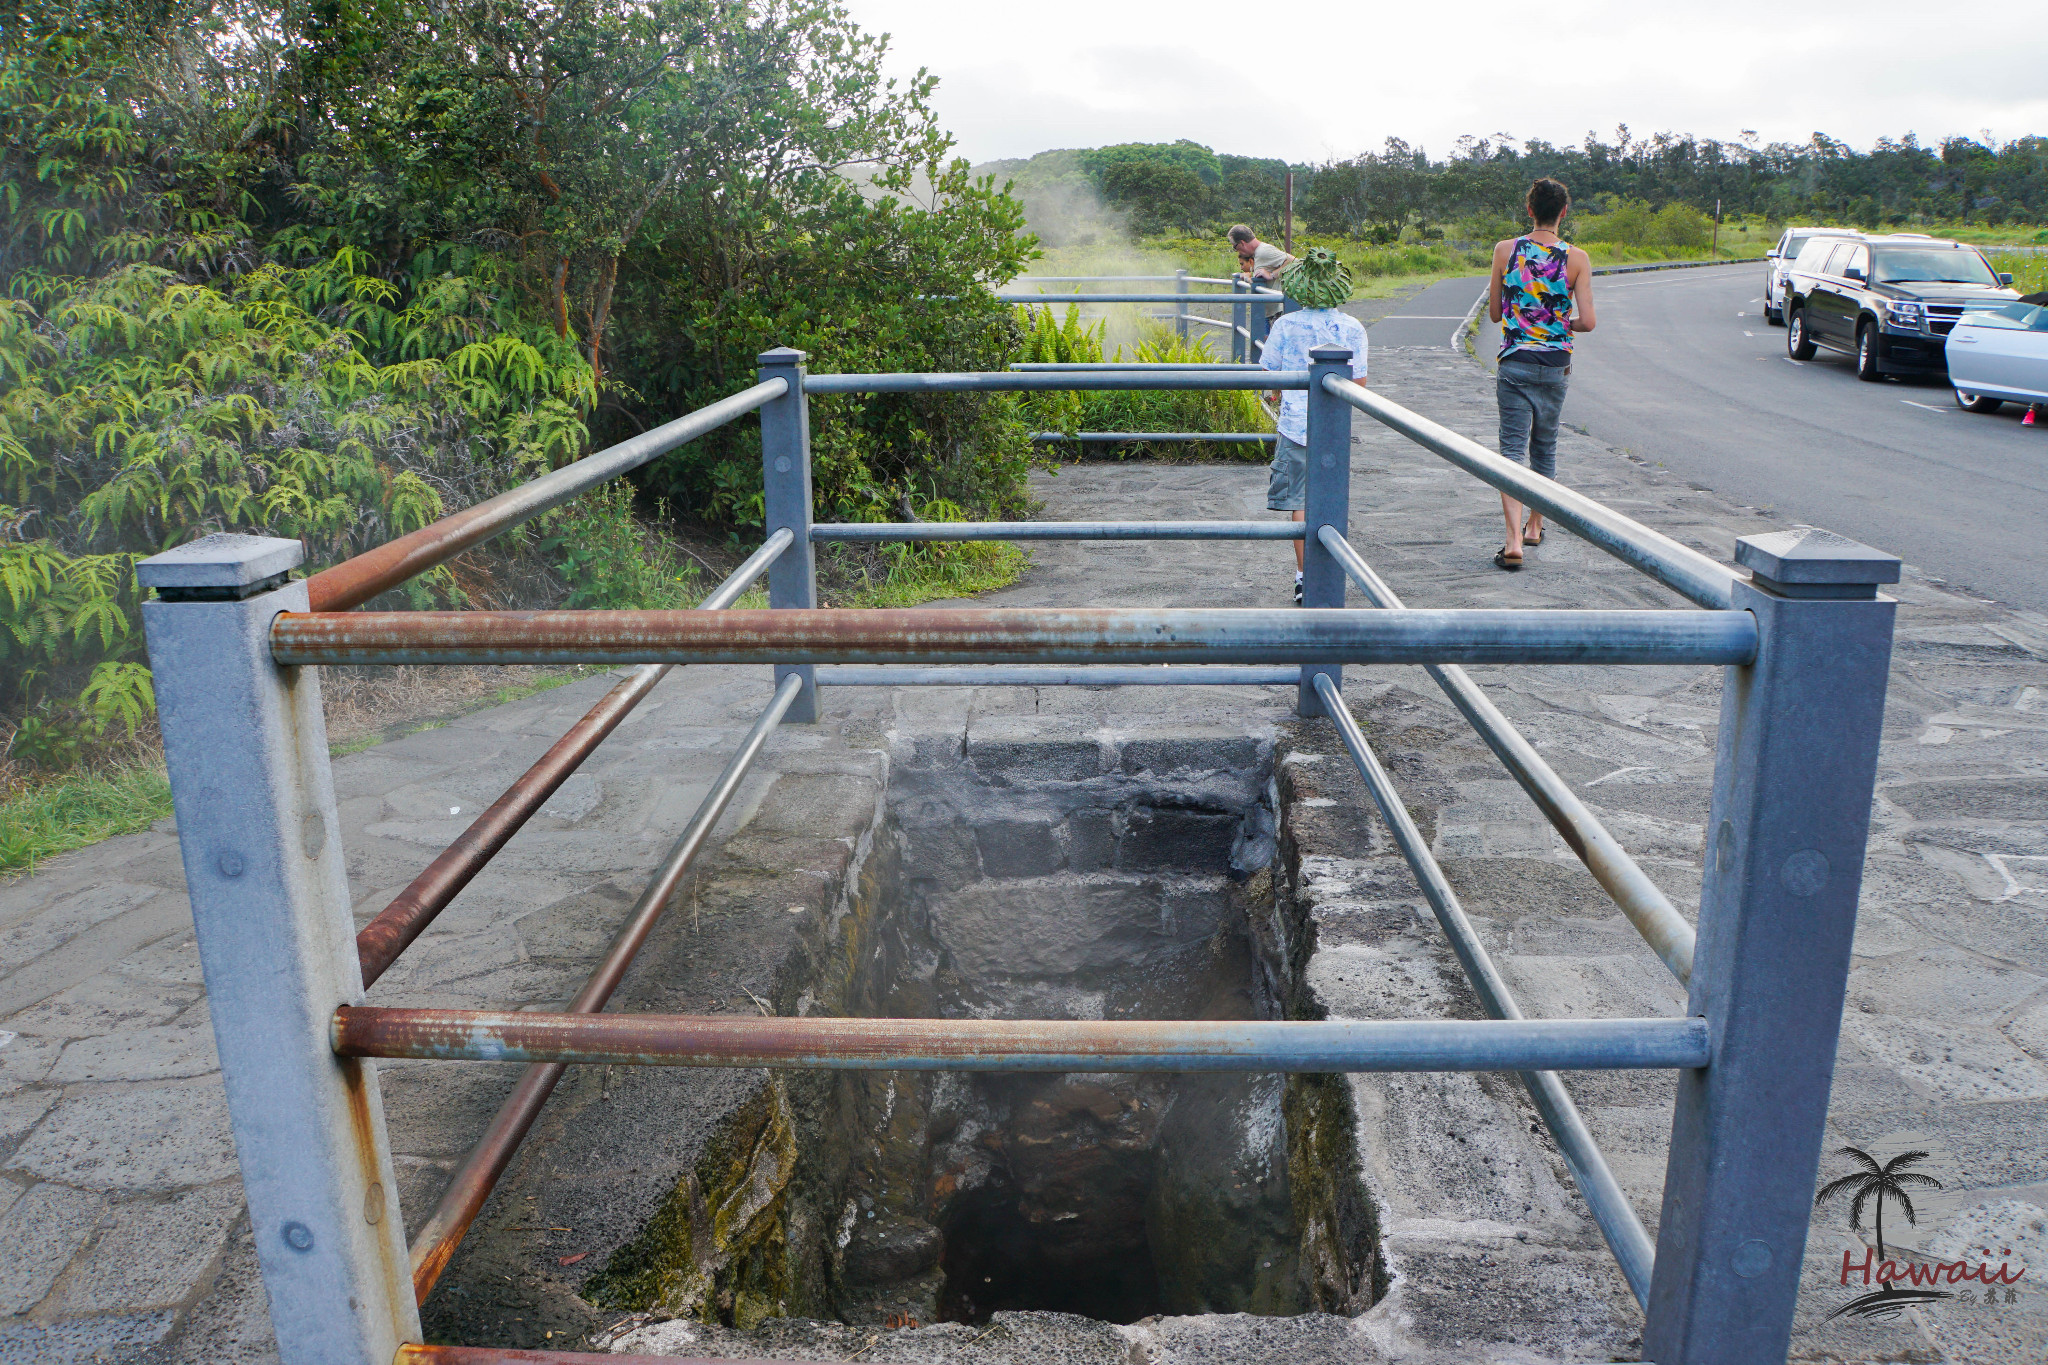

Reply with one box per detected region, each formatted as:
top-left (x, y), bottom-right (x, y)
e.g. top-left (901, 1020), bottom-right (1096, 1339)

top-left (1523, 528), bottom-right (1543, 546)
top-left (1494, 549), bottom-right (1524, 571)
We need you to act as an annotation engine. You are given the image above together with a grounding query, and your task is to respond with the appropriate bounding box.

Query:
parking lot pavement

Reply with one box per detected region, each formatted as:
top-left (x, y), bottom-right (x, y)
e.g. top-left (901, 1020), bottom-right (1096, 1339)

top-left (0, 342), bottom-right (2043, 1361)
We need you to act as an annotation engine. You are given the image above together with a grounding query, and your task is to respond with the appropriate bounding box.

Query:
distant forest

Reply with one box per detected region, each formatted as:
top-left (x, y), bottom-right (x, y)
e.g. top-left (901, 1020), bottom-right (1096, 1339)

top-left (980, 131), bottom-right (2048, 243)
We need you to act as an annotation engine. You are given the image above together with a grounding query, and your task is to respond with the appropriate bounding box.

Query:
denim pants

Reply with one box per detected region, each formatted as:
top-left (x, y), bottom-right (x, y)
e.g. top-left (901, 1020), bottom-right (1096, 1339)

top-left (1497, 357), bottom-right (1570, 481)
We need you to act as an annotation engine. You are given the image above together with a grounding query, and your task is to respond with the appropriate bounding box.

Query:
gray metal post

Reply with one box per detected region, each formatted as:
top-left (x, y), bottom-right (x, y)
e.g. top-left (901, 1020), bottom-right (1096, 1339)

top-left (1643, 529), bottom-right (1901, 1364)
top-left (1249, 291), bottom-right (1270, 358)
top-left (1298, 346), bottom-right (1354, 717)
top-left (1231, 276), bottom-right (1248, 362)
top-left (138, 534), bottom-right (420, 1365)
top-left (1175, 268), bottom-right (1189, 343)
top-left (758, 346), bottom-right (818, 722)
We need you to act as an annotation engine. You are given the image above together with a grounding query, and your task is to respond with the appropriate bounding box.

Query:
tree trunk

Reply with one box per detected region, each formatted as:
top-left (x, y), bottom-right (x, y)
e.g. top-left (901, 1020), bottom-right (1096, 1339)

top-left (551, 259), bottom-right (570, 340)
top-left (586, 255), bottom-right (619, 381)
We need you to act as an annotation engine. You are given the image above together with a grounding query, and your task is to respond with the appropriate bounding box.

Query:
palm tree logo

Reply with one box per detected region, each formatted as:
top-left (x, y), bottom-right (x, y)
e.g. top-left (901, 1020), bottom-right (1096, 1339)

top-left (1815, 1145), bottom-right (1948, 1319)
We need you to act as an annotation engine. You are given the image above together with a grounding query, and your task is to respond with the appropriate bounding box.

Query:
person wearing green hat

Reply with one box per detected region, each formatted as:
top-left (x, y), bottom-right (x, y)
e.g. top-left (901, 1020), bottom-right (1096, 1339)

top-left (1260, 246), bottom-right (1367, 604)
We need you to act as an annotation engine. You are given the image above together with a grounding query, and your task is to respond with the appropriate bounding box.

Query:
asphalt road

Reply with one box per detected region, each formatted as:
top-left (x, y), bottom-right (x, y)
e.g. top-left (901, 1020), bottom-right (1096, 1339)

top-left (1370, 268), bottom-right (2048, 612)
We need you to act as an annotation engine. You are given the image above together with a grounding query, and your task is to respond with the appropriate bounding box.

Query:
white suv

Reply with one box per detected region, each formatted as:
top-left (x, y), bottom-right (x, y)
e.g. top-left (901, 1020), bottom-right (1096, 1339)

top-left (1764, 228), bottom-right (1864, 326)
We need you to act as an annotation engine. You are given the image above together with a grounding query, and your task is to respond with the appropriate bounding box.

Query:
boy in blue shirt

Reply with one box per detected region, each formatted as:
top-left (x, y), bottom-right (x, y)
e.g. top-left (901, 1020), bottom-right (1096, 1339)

top-left (1260, 247), bottom-right (1368, 603)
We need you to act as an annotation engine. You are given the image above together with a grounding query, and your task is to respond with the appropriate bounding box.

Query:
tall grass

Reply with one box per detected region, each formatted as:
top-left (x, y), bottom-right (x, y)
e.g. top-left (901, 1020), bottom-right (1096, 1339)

top-left (828, 497), bottom-right (1027, 607)
top-left (1016, 307), bottom-right (1270, 461)
top-left (1, 762), bottom-right (172, 876)
top-left (1989, 250), bottom-right (2048, 295)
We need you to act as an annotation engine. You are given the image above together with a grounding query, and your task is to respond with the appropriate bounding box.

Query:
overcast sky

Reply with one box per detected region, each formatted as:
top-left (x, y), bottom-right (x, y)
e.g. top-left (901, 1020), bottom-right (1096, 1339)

top-left (840, 0), bottom-right (2048, 165)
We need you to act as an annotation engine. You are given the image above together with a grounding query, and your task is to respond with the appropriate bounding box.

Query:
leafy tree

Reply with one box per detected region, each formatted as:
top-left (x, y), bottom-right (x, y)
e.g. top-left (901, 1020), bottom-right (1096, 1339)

top-left (0, 0), bottom-right (1042, 750)
top-left (1079, 139), bottom-right (1223, 188)
top-left (1099, 159), bottom-right (1209, 235)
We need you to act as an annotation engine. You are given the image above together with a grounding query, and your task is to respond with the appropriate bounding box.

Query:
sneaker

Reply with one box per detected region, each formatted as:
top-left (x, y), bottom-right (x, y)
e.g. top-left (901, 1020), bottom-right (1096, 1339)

top-left (1293, 577), bottom-right (1305, 606)
top-left (2027, 409), bottom-right (2039, 426)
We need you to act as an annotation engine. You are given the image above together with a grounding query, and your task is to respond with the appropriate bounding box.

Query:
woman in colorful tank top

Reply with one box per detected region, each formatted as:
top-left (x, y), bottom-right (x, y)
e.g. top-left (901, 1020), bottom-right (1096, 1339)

top-left (1487, 178), bottom-right (1597, 571)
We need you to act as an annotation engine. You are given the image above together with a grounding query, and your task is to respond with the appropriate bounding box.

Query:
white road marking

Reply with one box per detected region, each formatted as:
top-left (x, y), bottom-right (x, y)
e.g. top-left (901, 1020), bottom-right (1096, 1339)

top-left (1743, 331), bottom-right (1754, 337)
top-left (1784, 357), bottom-right (1805, 366)
top-left (1901, 400), bottom-right (1948, 413)
top-left (1736, 311), bottom-right (1746, 317)
top-left (1450, 287), bottom-right (1489, 350)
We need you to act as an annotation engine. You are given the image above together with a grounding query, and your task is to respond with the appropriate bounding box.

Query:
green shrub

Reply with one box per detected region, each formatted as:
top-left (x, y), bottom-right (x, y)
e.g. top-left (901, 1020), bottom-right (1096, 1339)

top-left (1651, 203), bottom-right (1714, 250)
top-left (538, 482), bottom-right (702, 610)
top-left (1016, 311), bottom-right (1269, 461)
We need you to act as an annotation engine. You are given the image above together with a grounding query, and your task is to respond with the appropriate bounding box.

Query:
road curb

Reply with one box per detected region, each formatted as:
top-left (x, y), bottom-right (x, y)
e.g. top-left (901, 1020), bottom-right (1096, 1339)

top-left (1591, 256), bottom-right (1766, 277)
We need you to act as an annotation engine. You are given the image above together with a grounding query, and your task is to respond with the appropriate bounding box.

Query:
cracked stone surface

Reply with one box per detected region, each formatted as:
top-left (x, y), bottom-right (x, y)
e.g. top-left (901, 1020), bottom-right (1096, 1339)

top-left (1, 340), bottom-right (2045, 1361)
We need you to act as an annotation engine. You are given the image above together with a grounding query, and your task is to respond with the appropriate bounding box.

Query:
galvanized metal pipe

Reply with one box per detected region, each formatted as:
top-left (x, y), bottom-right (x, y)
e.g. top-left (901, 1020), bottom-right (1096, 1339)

top-left (1321, 376), bottom-right (1741, 611)
top-left (1010, 362), bottom-right (1266, 371)
top-left (272, 606), bottom-right (1761, 670)
top-left (1311, 673), bottom-right (1660, 1306)
top-left (1013, 274), bottom-right (1187, 282)
top-left (804, 370), bottom-right (1308, 394)
top-left (352, 531), bottom-right (794, 989)
top-left (1009, 276), bottom-right (1278, 293)
top-left (337, 1008), bottom-right (1710, 1073)
top-left (403, 673), bottom-right (805, 1303)
top-left (1028, 432), bottom-right (1277, 443)
top-left (810, 520), bottom-right (1300, 541)
top-left (997, 293), bottom-right (1277, 304)
top-left (395, 1346), bottom-right (812, 1365)
top-left (304, 379), bottom-right (786, 613)
top-left (815, 665), bottom-right (1299, 686)
top-left (1316, 527), bottom-right (1696, 984)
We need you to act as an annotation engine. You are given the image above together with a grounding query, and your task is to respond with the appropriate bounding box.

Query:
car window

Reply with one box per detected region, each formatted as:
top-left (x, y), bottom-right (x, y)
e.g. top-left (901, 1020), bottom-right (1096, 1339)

top-left (1872, 249), bottom-right (1999, 286)
top-left (1822, 243), bottom-right (1856, 276)
top-left (1961, 301), bottom-right (2048, 332)
top-left (1845, 246), bottom-right (1871, 278)
top-left (1793, 238), bottom-right (1836, 271)
top-left (1783, 233), bottom-right (1808, 259)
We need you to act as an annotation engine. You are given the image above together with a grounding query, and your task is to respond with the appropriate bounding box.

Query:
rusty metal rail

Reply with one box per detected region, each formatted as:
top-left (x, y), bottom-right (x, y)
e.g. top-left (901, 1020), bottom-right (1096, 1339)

top-left (336, 1007), bottom-right (1712, 1072)
top-left (138, 337), bottom-right (1904, 1365)
top-left (404, 672), bottom-right (806, 1302)
top-left (394, 1346), bottom-right (829, 1365)
top-left (269, 606), bottom-right (1760, 669)
top-left (304, 380), bottom-right (787, 612)
top-left (355, 530), bottom-right (794, 988)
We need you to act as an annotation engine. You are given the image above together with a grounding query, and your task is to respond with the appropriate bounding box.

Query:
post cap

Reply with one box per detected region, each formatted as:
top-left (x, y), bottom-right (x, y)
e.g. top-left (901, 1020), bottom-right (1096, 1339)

top-left (1735, 529), bottom-right (1901, 600)
top-left (1308, 345), bottom-right (1354, 364)
top-left (757, 346), bottom-right (808, 367)
top-left (138, 534), bottom-right (304, 597)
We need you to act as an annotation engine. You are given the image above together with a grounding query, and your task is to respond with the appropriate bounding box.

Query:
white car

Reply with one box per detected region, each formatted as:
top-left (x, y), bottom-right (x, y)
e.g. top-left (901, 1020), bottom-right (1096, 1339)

top-left (1949, 299), bottom-right (2048, 414)
top-left (1763, 227), bottom-right (1864, 326)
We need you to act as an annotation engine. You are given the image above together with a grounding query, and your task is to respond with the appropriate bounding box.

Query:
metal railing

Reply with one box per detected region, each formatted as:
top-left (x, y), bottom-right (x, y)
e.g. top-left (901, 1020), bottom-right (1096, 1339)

top-left (1002, 271), bottom-right (1291, 360)
top-left (138, 336), bottom-right (1900, 1365)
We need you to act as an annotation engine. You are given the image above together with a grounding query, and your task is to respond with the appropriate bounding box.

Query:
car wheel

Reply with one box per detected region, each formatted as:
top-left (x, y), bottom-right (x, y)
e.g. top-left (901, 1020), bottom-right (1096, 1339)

top-left (1787, 307), bottom-right (1816, 360)
top-left (1855, 323), bottom-right (1884, 382)
top-left (1767, 308), bottom-right (1785, 327)
top-left (1954, 388), bottom-right (2003, 414)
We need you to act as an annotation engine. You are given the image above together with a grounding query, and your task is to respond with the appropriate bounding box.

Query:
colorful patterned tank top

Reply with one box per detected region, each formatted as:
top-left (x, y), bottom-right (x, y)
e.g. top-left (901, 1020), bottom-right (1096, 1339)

top-left (1499, 236), bottom-right (1573, 359)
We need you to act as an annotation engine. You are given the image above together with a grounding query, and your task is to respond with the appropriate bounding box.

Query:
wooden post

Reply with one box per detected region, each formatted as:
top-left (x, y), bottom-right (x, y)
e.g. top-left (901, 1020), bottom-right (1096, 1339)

top-left (1284, 172), bottom-right (1295, 257)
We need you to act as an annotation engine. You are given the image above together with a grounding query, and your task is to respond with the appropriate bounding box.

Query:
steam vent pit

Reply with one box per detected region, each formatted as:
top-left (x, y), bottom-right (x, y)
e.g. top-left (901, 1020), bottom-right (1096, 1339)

top-left (394, 682), bottom-right (1651, 1361)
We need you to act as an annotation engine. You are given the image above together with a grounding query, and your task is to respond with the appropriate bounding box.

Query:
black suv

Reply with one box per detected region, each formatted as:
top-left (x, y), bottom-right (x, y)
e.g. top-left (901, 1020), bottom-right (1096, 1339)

top-left (1784, 236), bottom-right (2018, 380)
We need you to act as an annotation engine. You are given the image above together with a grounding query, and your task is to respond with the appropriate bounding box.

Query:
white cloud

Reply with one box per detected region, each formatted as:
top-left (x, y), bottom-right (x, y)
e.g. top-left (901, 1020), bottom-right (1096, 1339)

top-left (843, 0), bottom-right (2048, 163)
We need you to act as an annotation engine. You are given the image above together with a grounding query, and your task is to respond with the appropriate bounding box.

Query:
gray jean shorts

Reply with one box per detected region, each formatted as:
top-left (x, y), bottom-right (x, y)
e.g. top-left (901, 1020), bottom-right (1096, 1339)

top-left (1267, 435), bottom-right (1307, 511)
top-left (1496, 357), bottom-right (1570, 482)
